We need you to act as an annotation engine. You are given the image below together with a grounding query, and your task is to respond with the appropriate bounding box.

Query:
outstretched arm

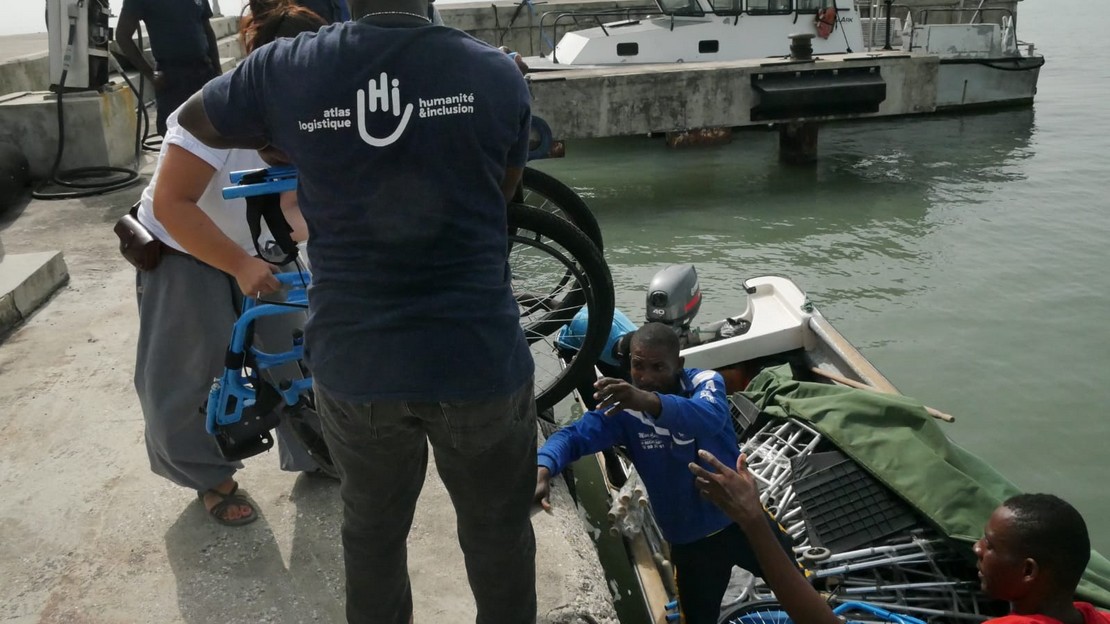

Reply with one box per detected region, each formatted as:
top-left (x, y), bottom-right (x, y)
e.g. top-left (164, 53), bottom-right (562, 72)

top-left (534, 410), bottom-right (625, 510)
top-left (690, 451), bottom-right (841, 624)
top-left (656, 370), bottom-right (731, 437)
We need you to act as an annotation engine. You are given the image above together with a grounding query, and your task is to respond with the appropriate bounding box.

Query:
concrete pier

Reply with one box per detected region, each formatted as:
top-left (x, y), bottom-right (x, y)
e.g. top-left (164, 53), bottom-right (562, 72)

top-left (0, 170), bottom-right (621, 624)
top-left (523, 52), bottom-right (938, 140)
top-left (0, 19), bottom-right (622, 622)
top-left (0, 16), bottom-right (242, 179)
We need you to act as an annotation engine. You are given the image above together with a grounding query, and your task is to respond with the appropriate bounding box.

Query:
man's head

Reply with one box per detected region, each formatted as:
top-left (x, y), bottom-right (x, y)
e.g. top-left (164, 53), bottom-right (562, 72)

top-left (629, 322), bottom-right (684, 394)
top-left (973, 494), bottom-right (1090, 603)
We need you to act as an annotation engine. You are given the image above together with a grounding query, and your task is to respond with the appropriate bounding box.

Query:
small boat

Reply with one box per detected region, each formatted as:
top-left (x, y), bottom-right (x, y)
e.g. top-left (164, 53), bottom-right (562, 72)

top-left (558, 267), bottom-right (1110, 624)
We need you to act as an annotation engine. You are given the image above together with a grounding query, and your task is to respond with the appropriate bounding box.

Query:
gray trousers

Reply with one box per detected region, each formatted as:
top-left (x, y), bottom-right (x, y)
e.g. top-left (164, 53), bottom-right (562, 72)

top-left (314, 379), bottom-right (538, 624)
top-left (134, 254), bottom-right (318, 492)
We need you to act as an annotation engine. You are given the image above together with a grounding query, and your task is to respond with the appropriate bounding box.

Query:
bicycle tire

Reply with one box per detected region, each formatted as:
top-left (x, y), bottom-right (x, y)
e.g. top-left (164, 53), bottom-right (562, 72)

top-left (521, 167), bottom-right (605, 252)
top-left (507, 203), bottom-right (614, 414)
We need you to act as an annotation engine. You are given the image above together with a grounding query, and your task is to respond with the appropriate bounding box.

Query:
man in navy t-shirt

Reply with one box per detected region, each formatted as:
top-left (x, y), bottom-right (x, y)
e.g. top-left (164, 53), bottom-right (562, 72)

top-left (115, 0), bottom-right (221, 136)
top-left (178, 2), bottom-right (536, 622)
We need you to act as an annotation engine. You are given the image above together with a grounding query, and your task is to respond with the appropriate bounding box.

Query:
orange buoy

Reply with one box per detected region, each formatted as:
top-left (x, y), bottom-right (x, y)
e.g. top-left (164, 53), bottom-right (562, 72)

top-left (816, 6), bottom-right (837, 39)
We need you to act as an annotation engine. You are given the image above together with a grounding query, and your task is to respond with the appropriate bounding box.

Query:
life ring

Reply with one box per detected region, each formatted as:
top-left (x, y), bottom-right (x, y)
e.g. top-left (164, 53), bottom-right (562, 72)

top-left (815, 6), bottom-right (837, 39)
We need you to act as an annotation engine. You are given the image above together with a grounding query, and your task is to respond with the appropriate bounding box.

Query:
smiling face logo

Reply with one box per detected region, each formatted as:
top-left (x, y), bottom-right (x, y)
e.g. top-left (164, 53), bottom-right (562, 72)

top-left (357, 72), bottom-right (414, 147)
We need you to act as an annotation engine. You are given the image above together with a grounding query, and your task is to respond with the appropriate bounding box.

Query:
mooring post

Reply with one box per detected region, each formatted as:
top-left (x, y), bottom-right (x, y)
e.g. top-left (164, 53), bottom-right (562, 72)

top-left (883, 0), bottom-right (894, 50)
top-left (788, 32), bottom-right (815, 61)
top-left (779, 121), bottom-right (819, 165)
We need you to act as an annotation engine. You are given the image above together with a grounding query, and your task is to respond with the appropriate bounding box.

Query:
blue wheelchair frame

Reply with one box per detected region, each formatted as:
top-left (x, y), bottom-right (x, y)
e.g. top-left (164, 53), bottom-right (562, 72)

top-left (204, 271), bottom-right (312, 436)
top-left (203, 166), bottom-right (317, 462)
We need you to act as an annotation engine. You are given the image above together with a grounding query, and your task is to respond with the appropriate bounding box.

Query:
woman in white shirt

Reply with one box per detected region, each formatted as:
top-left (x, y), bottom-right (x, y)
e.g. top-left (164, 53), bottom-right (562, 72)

top-left (134, 1), bottom-right (326, 526)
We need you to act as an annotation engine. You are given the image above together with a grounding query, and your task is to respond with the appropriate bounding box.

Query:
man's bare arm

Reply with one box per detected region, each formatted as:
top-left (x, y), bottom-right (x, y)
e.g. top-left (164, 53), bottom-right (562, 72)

top-left (178, 91), bottom-right (268, 150)
top-left (501, 165), bottom-right (524, 203)
top-left (203, 21), bottom-right (223, 75)
top-left (114, 11), bottom-right (155, 82)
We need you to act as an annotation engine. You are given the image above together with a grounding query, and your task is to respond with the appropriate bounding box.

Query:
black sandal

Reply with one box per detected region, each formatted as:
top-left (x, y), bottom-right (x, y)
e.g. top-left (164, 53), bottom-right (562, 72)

top-left (197, 483), bottom-right (258, 526)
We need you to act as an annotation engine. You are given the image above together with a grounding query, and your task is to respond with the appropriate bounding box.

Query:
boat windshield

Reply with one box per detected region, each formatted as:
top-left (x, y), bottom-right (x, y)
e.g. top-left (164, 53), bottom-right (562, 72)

top-left (656, 0), bottom-right (707, 16)
top-left (660, 0), bottom-right (827, 18)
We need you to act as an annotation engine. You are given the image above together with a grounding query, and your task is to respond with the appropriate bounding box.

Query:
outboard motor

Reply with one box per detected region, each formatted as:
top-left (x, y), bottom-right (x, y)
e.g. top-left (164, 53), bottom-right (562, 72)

top-left (644, 264), bottom-right (752, 348)
top-left (646, 264), bottom-right (703, 346)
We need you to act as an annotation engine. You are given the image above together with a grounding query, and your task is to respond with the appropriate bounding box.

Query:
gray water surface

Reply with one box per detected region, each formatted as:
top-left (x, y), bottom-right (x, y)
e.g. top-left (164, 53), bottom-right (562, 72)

top-left (531, 0), bottom-right (1110, 551)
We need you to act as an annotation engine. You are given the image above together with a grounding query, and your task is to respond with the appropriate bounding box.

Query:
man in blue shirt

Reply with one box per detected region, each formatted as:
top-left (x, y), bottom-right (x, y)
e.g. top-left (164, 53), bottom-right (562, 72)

top-left (535, 322), bottom-right (795, 624)
top-left (177, 2), bottom-right (536, 622)
top-left (115, 0), bottom-right (222, 136)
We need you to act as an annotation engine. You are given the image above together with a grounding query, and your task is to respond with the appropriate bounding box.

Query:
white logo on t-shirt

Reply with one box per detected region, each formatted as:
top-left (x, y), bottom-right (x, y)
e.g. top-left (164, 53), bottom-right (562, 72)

top-left (357, 71), bottom-right (413, 147)
top-left (295, 71), bottom-right (477, 144)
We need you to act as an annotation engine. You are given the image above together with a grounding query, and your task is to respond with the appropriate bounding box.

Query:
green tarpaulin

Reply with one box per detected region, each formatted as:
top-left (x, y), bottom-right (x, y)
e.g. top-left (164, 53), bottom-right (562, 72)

top-left (740, 364), bottom-right (1110, 608)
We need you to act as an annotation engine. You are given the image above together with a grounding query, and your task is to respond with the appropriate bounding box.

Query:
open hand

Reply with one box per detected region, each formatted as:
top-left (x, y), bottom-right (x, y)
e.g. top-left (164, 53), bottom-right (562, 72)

top-left (534, 467), bottom-right (553, 513)
top-left (688, 450), bottom-right (765, 528)
top-left (593, 377), bottom-right (660, 416)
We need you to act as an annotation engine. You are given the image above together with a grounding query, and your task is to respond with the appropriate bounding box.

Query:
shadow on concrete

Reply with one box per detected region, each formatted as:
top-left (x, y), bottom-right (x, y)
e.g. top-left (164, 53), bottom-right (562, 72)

top-left (0, 189), bottom-right (31, 235)
top-left (164, 480), bottom-right (345, 624)
top-left (287, 473), bottom-right (346, 616)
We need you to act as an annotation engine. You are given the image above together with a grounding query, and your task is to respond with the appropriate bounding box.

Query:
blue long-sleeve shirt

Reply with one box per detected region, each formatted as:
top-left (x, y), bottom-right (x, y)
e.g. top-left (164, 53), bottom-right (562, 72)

top-left (538, 368), bottom-right (739, 545)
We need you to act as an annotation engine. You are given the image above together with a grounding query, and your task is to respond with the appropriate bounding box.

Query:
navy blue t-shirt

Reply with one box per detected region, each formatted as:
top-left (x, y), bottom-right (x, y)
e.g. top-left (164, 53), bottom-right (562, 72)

top-left (121, 0), bottom-right (213, 64)
top-left (202, 21), bottom-right (534, 403)
top-left (296, 0), bottom-right (349, 23)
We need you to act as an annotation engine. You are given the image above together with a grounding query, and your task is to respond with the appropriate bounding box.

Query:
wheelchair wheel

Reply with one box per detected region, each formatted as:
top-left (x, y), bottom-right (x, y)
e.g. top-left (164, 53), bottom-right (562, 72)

top-left (508, 203), bottom-right (614, 414)
top-left (521, 167), bottom-right (604, 252)
top-left (718, 600), bottom-right (793, 624)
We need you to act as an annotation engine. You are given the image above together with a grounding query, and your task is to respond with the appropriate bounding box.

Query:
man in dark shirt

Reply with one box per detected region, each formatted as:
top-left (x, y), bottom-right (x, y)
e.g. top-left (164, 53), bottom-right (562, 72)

top-left (177, 2), bottom-right (536, 623)
top-left (297, 0), bottom-right (351, 22)
top-left (115, 0), bottom-right (221, 136)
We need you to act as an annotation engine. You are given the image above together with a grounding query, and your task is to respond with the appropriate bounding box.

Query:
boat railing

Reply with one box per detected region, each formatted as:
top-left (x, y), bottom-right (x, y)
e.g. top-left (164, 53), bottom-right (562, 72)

top-left (857, 3), bottom-right (1022, 52)
top-left (903, 7), bottom-right (1021, 57)
top-left (914, 5), bottom-right (1015, 26)
top-left (539, 5), bottom-right (663, 62)
top-left (540, 0), bottom-right (861, 63)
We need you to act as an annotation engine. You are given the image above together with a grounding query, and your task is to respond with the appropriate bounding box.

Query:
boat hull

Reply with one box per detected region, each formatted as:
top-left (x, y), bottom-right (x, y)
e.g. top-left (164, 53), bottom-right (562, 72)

top-left (935, 56), bottom-right (1043, 110)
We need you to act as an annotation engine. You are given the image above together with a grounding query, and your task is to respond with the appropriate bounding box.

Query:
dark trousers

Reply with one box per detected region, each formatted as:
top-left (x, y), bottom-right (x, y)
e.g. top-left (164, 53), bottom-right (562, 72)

top-left (314, 378), bottom-right (538, 624)
top-left (154, 62), bottom-right (218, 136)
top-left (671, 519), bottom-right (797, 624)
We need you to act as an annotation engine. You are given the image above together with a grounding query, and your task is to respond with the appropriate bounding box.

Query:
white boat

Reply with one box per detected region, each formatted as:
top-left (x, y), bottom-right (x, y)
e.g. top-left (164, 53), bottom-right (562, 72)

top-left (526, 0), bottom-right (1043, 112)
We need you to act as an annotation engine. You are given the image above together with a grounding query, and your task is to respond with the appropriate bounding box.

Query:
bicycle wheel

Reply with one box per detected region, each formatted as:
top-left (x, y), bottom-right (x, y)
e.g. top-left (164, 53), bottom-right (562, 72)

top-left (521, 167), bottom-right (604, 252)
top-left (508, 203), bottom-right (614, 414)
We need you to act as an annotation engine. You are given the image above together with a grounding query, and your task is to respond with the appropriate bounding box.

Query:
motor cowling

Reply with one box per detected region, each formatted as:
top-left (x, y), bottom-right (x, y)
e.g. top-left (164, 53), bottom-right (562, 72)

top-left (645, 264), bottom-right (702, 329)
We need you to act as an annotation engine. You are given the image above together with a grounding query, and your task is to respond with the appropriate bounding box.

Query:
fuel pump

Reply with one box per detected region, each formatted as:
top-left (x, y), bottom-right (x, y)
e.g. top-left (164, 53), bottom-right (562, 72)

top-left (35, 0), bottom-right (141, 199)
top-left (46, 0), bottom-right (111, 93)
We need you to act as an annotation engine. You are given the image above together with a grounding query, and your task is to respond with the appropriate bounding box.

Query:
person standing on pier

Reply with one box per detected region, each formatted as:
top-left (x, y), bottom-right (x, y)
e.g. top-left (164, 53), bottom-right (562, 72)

top-left (534, 322), bottom-right (797, 624)
top-left (115, 0), bottom-right (222, 137)
top-left (177, 1), bottom-right (537, 622)
top-left (130, 2), bottom-right (328, 527)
